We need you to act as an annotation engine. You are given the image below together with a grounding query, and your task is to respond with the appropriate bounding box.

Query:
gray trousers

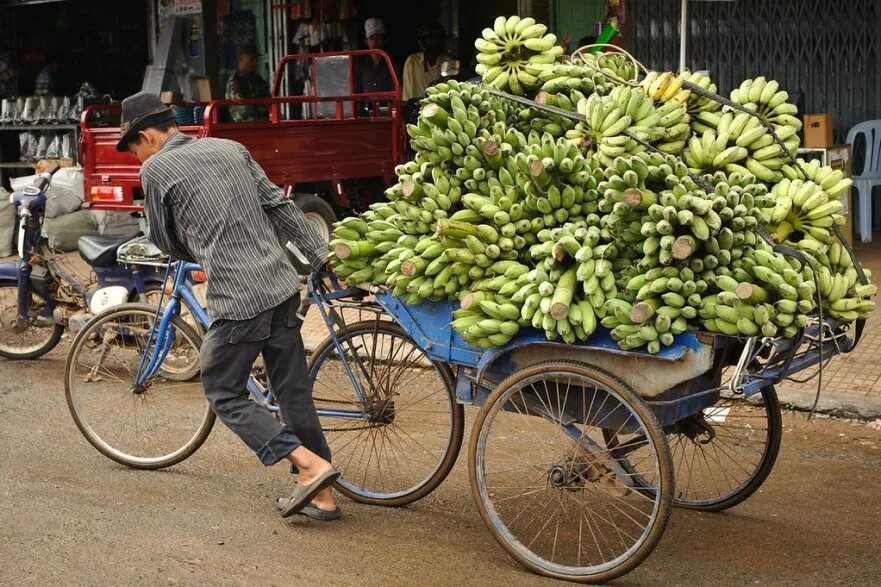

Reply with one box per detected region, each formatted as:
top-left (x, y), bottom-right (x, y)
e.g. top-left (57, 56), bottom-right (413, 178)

top-left (199, 294), bottom-right (331, 466)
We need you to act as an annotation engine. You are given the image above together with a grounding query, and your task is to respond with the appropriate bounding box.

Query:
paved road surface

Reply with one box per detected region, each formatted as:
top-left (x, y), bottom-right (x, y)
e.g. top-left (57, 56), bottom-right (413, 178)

top-left (2, 344), bottom-right (881, 585)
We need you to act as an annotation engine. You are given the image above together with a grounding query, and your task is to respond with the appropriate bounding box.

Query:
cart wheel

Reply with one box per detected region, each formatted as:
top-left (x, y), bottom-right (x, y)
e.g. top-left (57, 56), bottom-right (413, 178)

top-left (469, 361), bottom-right (673, 584)
top-left (607, 386), bottom-right (782, 511)
top-left (309, 320), bottom-right (464, 506)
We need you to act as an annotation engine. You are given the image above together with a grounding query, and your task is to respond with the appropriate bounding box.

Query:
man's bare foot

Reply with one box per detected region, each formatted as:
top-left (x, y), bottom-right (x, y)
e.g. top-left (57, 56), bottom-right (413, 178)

top-left (285, 446), bottom-right (337, 510)
top-left (310, 487), bottom-right (337, 511)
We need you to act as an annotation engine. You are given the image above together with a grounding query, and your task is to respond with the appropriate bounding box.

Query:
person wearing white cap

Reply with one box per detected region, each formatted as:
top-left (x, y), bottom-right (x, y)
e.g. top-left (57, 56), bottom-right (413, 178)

top-left (356, 17), bottom-right (394, 95)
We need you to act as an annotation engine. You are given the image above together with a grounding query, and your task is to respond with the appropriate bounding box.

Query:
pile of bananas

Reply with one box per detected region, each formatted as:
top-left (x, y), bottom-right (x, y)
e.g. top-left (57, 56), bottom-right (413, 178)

top-left (327, 14), bottom-right (874, 354)
top-left (474, 15), bottom-right (563, 95)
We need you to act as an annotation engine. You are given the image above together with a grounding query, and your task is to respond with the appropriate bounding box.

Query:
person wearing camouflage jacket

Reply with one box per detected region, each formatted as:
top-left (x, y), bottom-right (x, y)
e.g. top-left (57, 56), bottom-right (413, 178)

top-left (225, 44), bottom-right (270, 122)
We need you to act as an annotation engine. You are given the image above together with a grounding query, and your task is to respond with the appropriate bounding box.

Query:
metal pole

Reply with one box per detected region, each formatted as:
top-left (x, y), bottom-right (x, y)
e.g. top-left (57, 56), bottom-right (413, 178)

top-left (679, 0), bottom-right (688, 72)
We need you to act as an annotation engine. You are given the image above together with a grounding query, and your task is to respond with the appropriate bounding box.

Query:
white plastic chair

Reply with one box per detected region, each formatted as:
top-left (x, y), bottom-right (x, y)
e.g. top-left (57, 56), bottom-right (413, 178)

top-left (846, 120), bottom-right (881, 242)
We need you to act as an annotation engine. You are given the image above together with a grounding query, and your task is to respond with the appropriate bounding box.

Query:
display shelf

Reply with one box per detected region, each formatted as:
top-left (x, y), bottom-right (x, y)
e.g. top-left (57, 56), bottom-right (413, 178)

top-left (0, 124), bottom-right (79, 131)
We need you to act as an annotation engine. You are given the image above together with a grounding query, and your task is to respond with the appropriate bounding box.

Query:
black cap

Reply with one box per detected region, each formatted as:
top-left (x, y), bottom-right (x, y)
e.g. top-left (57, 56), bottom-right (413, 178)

top-left (116, 91), bottom-right (175, 152)
top-left (237, 43), bottom-right (261, 57)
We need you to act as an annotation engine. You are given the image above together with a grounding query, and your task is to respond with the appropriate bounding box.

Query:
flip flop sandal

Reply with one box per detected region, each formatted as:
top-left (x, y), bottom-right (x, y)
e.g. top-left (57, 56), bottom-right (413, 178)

top-left (276, 498), bottom-right (342, 521)
top-left (278, 467), bottom-right (340, 518)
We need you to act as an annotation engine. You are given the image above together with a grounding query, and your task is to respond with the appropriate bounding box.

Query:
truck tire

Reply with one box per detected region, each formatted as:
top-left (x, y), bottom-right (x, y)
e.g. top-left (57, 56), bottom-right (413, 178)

top-left (294, 194), bottom-right (335, 244)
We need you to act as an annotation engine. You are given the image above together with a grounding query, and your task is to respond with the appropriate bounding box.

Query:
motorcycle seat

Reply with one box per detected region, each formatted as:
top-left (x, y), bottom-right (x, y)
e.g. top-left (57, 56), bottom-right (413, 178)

top-left (78, 232), bottom-right (143, 268)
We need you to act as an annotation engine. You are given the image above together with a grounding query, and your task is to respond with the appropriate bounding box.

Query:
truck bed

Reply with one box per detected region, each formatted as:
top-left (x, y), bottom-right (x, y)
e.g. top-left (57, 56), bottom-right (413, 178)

top-left (81, 50), bottom-right (403, 211)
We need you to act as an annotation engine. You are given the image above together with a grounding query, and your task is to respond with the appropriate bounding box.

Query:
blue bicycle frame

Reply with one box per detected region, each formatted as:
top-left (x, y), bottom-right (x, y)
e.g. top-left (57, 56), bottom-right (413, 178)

top-left (134, 261), bottom-right (366, 422)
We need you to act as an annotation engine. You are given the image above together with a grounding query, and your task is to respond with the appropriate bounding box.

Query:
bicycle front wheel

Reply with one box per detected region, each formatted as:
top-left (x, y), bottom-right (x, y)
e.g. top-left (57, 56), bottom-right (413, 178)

top-left (64, 303), bottom-right (214, 469)
top-left (309, 320), bottom-right (463, 506)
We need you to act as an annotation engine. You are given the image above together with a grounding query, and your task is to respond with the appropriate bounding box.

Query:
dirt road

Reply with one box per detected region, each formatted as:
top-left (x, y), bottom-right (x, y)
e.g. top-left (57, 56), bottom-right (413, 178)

top-left (2, 344), bottom-right (880, 585)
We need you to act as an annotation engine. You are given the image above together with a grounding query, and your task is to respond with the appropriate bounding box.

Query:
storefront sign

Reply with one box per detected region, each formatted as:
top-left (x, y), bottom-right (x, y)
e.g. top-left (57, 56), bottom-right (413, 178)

top-left (172, 0), bottom-right (202, 15)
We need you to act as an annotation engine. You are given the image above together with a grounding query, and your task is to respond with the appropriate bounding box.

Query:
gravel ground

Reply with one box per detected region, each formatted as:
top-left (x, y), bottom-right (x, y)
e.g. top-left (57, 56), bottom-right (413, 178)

top-left (2, 342), bottom-right (881, 586)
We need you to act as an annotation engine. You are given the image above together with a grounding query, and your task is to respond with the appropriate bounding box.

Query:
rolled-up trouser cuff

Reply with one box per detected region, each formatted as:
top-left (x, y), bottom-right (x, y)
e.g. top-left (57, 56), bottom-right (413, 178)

top-left (255, 428), bottom-right (302, 466)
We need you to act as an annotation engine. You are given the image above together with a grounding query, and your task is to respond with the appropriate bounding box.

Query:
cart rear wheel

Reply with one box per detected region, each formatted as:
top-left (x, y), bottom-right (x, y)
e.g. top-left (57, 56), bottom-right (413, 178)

top-left (608, 386), bottom-right (781, 511)
top-left (309, 320), bottom-right (464, 506)
top-left (469, 361), bottom-right (673, 584)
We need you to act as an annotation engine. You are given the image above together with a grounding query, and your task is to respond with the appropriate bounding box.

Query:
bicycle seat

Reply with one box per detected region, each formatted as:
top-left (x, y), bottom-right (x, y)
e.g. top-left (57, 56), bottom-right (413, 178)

top-left (77, 232), bottom-right (143, 268)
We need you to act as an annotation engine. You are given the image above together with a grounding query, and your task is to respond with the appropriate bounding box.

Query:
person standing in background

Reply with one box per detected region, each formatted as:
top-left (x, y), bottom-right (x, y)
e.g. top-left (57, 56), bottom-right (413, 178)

top-left (357, 18), bottom-right (394, 94)
top-left (225, 44), bottom-right (270, 122)
top-left (402, 23), bottom-right (448, 101)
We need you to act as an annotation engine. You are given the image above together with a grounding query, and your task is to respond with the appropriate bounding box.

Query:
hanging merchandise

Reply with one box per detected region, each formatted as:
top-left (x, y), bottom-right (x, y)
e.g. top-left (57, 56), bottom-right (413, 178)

top-left (45, 133), bottom-right (61, 159)
top-left (61, 133), bottom-right (72, 160)
top-left (33, 133), bottom-right (47, 161)
top-left (21, 96), bottom-right (36, 124)
top-left (340, 0), bottom-right (354, 20)
top-left (189, 19), bottom-right (201, 58)
top-left (1, 99), bottom-right (13, 124)
top-left (19, 131), bottom-right (34, 161)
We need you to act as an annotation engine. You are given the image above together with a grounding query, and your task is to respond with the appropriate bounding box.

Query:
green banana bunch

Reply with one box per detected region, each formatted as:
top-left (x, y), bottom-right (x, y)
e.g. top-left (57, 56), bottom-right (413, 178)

top-left (803, 241), bottom-right (876, 321)
top-left (474, 15), bottom-right (564, 95)
top-left (763, 178), bottom-right (845, 247)
top-left (683, 128), bottom-right (749, 174)
top-left (581, 87), bottom-right (658, 167)
top-left (781, 158), bottom-right (854, 199)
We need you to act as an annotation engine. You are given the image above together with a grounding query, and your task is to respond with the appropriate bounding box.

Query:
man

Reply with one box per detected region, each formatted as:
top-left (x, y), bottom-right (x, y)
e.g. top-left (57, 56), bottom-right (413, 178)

top-left (356, 18), bottom-right (394, 94)
top-left (117, 91), bottom-right (340, 520)
top-left (402, 23), bottom-right (448, 101)
top-left (225, 44), bottom-right (270, 122)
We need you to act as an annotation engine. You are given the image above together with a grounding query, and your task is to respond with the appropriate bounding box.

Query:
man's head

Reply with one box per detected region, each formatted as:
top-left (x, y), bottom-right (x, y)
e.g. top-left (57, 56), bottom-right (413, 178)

top-left (364, 18), bottom-right (387, 50)
top-left (417, 23), bottom-right (446, 56)
top-left (237, 43), bottom-right (259, 75)
top-left (116, 91), bottom-right (179, 162)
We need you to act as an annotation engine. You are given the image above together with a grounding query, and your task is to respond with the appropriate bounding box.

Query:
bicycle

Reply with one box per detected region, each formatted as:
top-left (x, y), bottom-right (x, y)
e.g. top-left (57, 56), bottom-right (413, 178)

top-left (65, 260), bottom-right (463, 505)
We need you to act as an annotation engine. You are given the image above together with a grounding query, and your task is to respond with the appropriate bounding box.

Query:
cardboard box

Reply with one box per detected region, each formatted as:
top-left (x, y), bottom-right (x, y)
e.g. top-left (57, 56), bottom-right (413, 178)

top-left (803, 113), bottom-right (833, 148)
top-left (159, 91), bottom-right (181, 105)
top-left (194, 77), bottom-right (217, 102)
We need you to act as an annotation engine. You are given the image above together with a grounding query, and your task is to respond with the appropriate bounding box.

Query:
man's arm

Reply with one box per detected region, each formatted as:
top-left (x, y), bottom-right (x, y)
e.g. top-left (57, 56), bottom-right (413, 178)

top-left (239, 145), bottom-right (328, 271)
top-left (402, 55), bottom-right (417, 101)
top-left (141, 164), bottom-right (197, 262)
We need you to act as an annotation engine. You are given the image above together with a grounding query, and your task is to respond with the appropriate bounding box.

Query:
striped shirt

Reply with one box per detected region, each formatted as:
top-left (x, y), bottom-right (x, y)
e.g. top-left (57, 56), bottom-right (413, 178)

top-left (141, 132), bottom-right (327, 324)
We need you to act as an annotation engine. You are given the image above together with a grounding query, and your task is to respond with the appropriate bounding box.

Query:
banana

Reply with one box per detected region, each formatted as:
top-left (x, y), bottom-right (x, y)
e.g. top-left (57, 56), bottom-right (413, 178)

top-left (759, 79), bottom-right (779, 105)
top-left (524, 34), bottom-right (557, 52)
top-left (493, 15), bottom-right (508, 39)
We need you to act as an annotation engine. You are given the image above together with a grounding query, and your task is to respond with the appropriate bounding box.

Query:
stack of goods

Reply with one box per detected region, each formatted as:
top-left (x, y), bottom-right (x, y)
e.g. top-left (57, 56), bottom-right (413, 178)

top-left (328, 15), bottom-right (875, 353)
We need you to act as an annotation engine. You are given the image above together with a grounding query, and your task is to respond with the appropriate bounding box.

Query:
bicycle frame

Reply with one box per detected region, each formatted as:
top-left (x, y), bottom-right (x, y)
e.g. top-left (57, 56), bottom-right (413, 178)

top-left (134, 261), bottom-right (367, 422)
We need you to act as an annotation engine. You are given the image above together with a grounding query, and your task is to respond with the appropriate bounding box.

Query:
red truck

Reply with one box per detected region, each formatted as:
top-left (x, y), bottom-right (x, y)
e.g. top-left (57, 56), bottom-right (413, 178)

top-left (79, 50), bottom-right (405, 241)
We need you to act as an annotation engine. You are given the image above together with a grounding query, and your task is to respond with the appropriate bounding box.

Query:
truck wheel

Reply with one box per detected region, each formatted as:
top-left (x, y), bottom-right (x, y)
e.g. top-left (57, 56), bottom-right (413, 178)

top-left (294, 194), bottom-right (335, 244)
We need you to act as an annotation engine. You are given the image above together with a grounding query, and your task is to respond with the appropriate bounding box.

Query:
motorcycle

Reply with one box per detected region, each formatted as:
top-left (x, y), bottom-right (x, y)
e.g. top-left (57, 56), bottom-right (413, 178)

top-left (0, 166), bottom-right (166, 359)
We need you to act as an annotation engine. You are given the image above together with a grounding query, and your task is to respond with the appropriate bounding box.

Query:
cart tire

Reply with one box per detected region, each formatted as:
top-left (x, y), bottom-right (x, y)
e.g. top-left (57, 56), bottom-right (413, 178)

top-left (294, 193), bottom-right (335, 245)
top-left (469, 360), bottom-right (673, 584)
top-left (610, 386), bottom-right (782, 512)
top-left (309, 320), bottom-right (463, 506)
